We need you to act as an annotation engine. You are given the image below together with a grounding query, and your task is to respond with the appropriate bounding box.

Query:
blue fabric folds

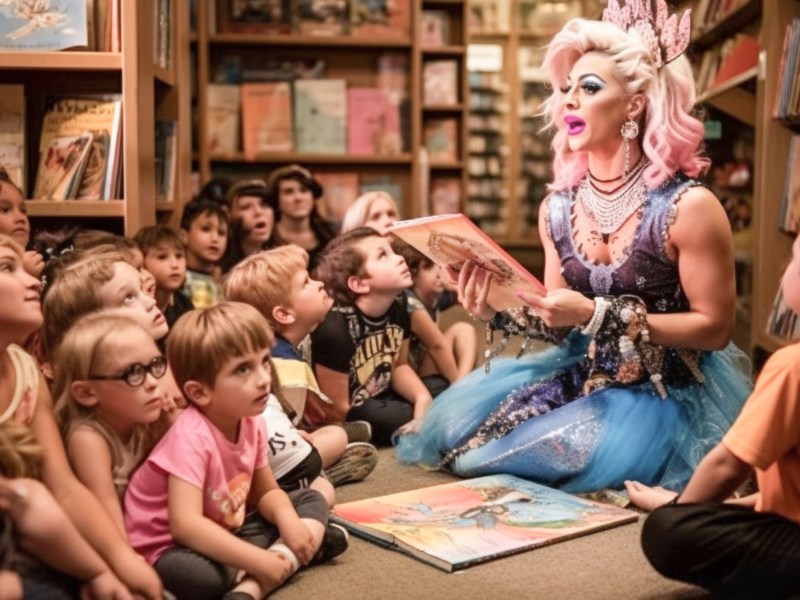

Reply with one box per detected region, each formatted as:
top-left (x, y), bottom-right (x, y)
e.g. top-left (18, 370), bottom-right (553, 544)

top-left (395, 332), bottom-right (752, 493)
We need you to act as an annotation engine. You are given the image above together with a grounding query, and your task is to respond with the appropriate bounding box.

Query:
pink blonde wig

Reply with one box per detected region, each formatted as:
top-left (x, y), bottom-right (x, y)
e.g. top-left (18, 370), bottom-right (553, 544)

top-left (540, 18), bottom-right (709, 191)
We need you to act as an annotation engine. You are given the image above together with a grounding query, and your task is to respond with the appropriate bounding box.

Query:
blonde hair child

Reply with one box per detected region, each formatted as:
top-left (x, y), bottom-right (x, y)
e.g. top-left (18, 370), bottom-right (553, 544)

top-left (53, 313), bottom-right (170, 536)
top-left (340, 190), bottom-right (400, 235)
top-left (125, 302), bottom-right (345, 599)
top-left (0, 234), bottom-right (163, 598)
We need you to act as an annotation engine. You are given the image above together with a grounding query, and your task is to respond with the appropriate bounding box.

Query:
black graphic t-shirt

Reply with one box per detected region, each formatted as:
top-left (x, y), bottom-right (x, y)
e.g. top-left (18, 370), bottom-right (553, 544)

top-left (311, 296), bottom-right (410, 407)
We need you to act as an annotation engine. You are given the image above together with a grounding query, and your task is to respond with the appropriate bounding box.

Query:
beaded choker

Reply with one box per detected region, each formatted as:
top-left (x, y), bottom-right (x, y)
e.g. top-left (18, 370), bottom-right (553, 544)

top-left (578, 158), bottom-right (648, 241)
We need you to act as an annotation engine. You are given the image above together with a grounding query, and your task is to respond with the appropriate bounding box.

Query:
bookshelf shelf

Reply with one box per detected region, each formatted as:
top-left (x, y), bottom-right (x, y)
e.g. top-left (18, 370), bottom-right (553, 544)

top-left (153, 65), bottom-right (176, 87)
top-left (422, 46), bottom-right (466, 56)
top-left (699, 66), bottom-right (758, 125)
top-left (25, 200), bottom-right (126, 218)
top-left (207, 34), bottom-right (412, 48)
top-left (0, 52), bottom-right (122, 71)
top-left (430, 161), bottom-right (464, 169)
top-left (208, 153), bottom-right (414, 166)
top-left (423, 104), bottom-right (466, 112)
top-left (693, 0), bottom-right (762, 50)
top-left (156, 201), bottom-right (176, 212)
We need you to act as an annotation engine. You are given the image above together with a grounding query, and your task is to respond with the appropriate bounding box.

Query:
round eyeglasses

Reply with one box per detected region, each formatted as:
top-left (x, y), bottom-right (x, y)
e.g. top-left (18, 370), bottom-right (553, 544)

top-left (89, 355), bottom-right (168, 387)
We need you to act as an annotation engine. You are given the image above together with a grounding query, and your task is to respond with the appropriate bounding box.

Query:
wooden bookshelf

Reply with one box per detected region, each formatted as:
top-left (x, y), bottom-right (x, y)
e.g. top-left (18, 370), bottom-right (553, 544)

top-left (191, 0), bottom-right (469, 220)
top-left (0, 0), bottom-right (192, 236)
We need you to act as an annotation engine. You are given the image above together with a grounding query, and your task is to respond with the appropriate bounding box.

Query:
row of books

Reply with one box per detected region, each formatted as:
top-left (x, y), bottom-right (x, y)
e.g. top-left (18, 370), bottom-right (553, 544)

top-left (312, 172), bottom-right (402, 223)
top-left (693, 0), bottom-right (752, 38)
top-left (773, 19), bottom-right (800, 125)
top-left (0, 86), bottom-right (124, 201)
top-left (467, 0), bottom-right (581, 37)
top-left (778, 135), bottom-right (800, 234)
top-left (206, 80), bottom-right (406, 158)
top-left (693, 34), bottom-right (760, 98)
top-left (210, 0), bottom-right (409, 39)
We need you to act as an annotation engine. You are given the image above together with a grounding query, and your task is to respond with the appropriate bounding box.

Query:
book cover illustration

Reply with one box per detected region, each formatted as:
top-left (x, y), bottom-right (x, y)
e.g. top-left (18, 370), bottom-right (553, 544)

top-left (331, 474), bottom-right (637, 572)
top-left (218, 0), bottom-right (291, 34)
top-left (0, 84), bottom-right (26, 193)
top-left (347, 88), bottom-right (401, 155)
top-left (241, 81), bottom-right (294, 157)
top-left (294, 79), bottom-right (346, 154)
top-left (423, 60), bottom-right (458, 106)
top-left (293, 0), bottom-right (348, 36)
top-left (0, 0), bottom-right (89, 50)
top-left (420, 9), bottom-right (449, 48)
top-left (35, 96), bottom-right (122, 200)
top-left (779, 135), bottom-right (800, 233)
top-left (388, 213), bottom-right (546, 310)
top-left (32, 131), bottom-right (93, 200)
top-left (423, 118), bottom-right (457, 162)
top-left (350, 0), bottom-right (409, 40)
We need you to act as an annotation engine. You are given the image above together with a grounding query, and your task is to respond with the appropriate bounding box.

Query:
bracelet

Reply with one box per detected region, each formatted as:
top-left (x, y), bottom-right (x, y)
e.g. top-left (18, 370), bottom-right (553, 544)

top-left (580, 297), bottom-right (609, 336)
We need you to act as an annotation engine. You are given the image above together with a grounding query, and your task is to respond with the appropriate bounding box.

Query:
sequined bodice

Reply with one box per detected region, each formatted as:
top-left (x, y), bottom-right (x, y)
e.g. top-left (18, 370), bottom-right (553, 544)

top-left (549, 175), bottom-right (696, 315)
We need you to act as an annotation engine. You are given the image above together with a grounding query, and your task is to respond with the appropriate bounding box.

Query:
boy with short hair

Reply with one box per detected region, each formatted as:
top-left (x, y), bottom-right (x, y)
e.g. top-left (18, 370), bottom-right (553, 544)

top-left (178, 199), bottom-right (228, 308)
top-left (310, 227), bottom-right (434, 446)
top-left (133, 224), bottom-right (193, 328)
top-left (125, 302), bottom-right (347, 599)
top-left (224, 245), bottom-right (378, 489)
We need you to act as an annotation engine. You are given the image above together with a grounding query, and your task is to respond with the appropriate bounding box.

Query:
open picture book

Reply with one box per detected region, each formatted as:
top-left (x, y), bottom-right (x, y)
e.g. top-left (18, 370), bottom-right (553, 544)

top-left (388, 214), bottom-right (546, 310)
top-left (331, 474), bottom-right (638, 572)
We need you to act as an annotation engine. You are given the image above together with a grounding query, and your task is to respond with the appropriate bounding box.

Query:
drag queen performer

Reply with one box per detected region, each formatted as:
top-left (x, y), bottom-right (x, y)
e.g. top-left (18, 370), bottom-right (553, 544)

top-left (396, 0), bottom-right (752, 493)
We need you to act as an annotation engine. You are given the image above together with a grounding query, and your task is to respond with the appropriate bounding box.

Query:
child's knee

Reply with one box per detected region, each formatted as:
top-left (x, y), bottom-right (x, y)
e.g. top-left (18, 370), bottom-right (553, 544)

top-left (641, 506), bottom-right (697, 576)
top-left (288, 489), bottom-right (329, 525)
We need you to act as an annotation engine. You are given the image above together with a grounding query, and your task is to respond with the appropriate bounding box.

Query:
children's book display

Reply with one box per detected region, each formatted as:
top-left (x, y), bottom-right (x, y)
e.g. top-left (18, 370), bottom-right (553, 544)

top-left (294, 79), bottom-right (347, 154)
top-left (0, 0), bottom-right (90, 50)
top-left (331, 474), bottom-right (637, 572)
top-left (388, 213), bottom-right (547, 310)
top-left (241, 81), bottom-right (294, 156)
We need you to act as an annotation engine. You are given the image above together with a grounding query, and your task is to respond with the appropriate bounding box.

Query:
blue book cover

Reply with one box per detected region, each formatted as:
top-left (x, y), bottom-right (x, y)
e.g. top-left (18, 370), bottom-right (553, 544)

top-left (0, 0), bottom-right (89, 51)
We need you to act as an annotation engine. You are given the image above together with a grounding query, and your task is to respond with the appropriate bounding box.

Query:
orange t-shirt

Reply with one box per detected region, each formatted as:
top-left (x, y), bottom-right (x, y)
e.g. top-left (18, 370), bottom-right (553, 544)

top-left (723, 342), bottom-right (800, 524)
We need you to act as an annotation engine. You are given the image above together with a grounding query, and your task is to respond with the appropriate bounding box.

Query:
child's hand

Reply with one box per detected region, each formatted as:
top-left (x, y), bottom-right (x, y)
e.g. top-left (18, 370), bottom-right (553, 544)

top-left (624, 480), bottom-right (679, 511)
top-left (279, 520), bottom-right (316, 565)
top-left (22, 251), bottom-right (44, 278)
top-left (80, 569), bottom-right (132, 600)
top-left (252, 549), bottom-right (293, 596)
top-left (0, 477), bottom-right (28, 514)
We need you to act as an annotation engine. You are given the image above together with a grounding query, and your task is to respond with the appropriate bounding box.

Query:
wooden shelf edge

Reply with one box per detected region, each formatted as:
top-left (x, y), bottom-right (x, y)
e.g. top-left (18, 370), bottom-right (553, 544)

top-left (692, 0), bottom-right (762, 50)
top-left (153, 64), bottom-right (175, 87)
top-left (698, 66), bottom-right (758, 103)
top-left (699, 70), bottom-right (758, 127)
top-left (430, 161), bottom-right (464, 169)
top-left (421, 46), bottom-right (465, 56)
top-left (208, 153), bottom-right (414, 165)
top-left (26, 200), bottom-right (125, 217)
top-left (156, 201), bottom-right (177, 211)
top-left (423, 104), bottom-right (465, 112)
top-left (207, 34), bottom-right (411, 48)
top-left (0, 51), bottom-right (122, 70)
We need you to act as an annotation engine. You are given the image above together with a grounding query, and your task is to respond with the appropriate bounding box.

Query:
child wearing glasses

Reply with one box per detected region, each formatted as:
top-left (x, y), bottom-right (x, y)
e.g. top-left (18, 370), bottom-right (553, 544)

top-left (52, 312), bottom-right (171, 536)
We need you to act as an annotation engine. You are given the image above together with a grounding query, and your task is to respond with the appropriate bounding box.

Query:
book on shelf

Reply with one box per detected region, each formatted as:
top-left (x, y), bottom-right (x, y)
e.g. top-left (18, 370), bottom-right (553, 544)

top-left (294, 79), bottom-right (347, 154)
top-left (206, 83), bottom-right (241, 156)
top-left (331, 474), bottom-right (637, 573)
top-left (707, 34), bottom-right (760, 91)
top-left (33, 132), bottom-right (94, 201)
top-left (517, 0), bottom-right (579, 37)
top-left (217, 0), bottom-right (291, 34)
top-left (350, 0), bottom-right (409, 39)
top-left (420, 10), bottom-right (449, 48)
top-left (154, 120), bottom-right (177, 203)
top-left (0, 84), bottom-right (26, 195)
top-left (779, 135), bottom-right (800, 233)
top-left (293, 0), bottom-right (348, 36)
top-left (34, 95), bottom-right (122, 201)
top-left (423, 60), bottom-right (459, 106)
top-left (153, 0), bottom-right (172, 69)
top-left (767, 283), bottom-right (800, 341)
top-left (388, 213), bottom-right (547, 309)
top-left (773, 19), bottom-right (800, 123)
top-left (346, 88), bottom-right (402, 156)
top-left (359, 178), bottom-right (403, 215)
top-left (0, 0), bottom-right (91, 50)
top-left (241, 82), bottom-right (294, 157)
top-left (315, 171), bottom-right (359, 223)
top-left (468, 0), bottom-right (509, 33)
top-left (423, 118), bottom-right (458, 162)
top-left (428, 177), bottom-right (461, 215)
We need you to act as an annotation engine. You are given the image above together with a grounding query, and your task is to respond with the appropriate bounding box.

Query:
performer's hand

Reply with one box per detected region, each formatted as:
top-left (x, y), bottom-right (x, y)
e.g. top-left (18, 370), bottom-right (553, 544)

top-left (450, 260), bottom-right (496, 322)
top-left (516, 288), bottom-right (595, 328)
top-left (624, 480), bottom-right (679, 511)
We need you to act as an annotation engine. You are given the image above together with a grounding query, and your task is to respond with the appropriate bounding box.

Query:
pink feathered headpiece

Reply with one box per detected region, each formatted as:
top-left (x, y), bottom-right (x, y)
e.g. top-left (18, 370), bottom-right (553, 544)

top-left (602, 0), bottom-right (691, 68)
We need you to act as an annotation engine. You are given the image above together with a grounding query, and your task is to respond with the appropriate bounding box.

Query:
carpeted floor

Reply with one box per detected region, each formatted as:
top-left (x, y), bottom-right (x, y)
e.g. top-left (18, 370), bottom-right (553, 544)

top-left (271, 447), bottom-right (710, 600)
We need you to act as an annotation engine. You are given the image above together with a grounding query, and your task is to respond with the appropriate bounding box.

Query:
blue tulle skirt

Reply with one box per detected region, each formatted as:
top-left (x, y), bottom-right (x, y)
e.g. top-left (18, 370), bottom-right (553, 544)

top-left (395, 333), bottom-right (752, 493)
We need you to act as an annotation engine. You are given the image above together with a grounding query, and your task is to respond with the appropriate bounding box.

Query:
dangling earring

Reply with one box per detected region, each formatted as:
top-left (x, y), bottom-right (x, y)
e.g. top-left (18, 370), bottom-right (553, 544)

top-left (620, 119), bottom-right (639, 177)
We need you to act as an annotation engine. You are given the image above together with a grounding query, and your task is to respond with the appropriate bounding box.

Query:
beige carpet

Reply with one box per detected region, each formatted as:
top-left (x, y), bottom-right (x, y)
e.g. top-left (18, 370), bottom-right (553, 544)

top-left (272, 448), bottom-right (709, 600)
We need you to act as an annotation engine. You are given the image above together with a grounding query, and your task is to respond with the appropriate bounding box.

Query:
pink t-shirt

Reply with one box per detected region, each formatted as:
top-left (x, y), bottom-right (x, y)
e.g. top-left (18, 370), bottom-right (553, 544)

top-left (124, 405), bottom-right (269, 564)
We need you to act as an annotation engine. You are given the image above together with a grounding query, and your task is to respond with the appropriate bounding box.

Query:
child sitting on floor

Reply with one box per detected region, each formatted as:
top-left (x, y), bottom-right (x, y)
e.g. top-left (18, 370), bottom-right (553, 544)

top-left (134, 225), bottom-right (194, 328)
top-left (0, 167), bottom-right (42, 277)
top-left (0, 234), bottom-right (163, 598)
top-left (221, 179), bottom-right (276, 272)
top-left (311, 228), bottom-right (436, 446)
top-left (224, 245), bottom-right (378, 490)
top-left (125, 302), bottom-right (347, 600)
top-left (624, 233), bottom-right (800, 598)
top-left (178, 198), bottom-right (228, 308)
top-left (53, 313), bottom-right (170, 536)
top-left (392, 240), bottom-right (477, 387)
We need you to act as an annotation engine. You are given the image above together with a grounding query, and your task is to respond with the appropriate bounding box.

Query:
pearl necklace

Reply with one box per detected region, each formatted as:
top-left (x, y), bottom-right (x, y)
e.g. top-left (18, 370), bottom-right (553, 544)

top-left (578, 159), bottom-right (648, 238)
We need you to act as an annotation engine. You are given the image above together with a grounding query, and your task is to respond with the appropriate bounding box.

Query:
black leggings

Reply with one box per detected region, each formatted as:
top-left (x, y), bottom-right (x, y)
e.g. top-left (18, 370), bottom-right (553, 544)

top-left (155, 488), bottom-right (328, 600)
top-left (642, 503), bottom-right (800, 598)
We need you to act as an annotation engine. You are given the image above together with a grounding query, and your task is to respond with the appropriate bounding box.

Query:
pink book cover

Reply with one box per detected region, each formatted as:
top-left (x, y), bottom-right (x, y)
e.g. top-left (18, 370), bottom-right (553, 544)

top-left (241, 82), bottom-right (293, 158)
top-left (346, 88), bottom-right (402, 155)
top-left (331, 474), bottom-right (637, 572)
top-left (388, 213), bottom-right (547, 310)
